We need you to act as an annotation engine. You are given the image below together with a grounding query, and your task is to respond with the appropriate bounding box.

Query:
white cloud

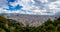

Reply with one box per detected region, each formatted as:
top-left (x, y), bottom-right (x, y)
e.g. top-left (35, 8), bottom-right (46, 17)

top-left (0, 0), bottom-right (60, 15)
top-left (0, 0), bottom-right (8, 8)
top-left (40, 0), bottom-right (48, 3)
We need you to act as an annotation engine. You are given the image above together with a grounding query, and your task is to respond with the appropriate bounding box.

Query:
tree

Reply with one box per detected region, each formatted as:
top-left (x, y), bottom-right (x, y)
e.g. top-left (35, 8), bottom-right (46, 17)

top-left (0, 28), bottom-right (6, 32)
top-left (44, 19), bottom-right (53, 26)
top-left (0, 16), bottom-right (8, 24)
top-left (0, 16), bottom-right (9, 32)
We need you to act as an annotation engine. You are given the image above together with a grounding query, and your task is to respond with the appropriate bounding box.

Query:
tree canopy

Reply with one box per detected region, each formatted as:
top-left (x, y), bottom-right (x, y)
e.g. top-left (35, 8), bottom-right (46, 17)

top-left (0, 16), bottom-right (60, 32)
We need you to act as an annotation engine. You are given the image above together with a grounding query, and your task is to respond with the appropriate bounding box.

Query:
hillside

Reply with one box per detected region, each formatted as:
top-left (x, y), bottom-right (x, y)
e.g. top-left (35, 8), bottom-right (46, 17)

top-left (0, 13), bottom-right (58, 27)
top-left (0, 15), bottom-right (60, 32)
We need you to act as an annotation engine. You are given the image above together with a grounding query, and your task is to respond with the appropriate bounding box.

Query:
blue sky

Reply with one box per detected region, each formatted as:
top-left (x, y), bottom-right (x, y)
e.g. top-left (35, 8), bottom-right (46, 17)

top-left (0, 0), bottom-right (60, 15)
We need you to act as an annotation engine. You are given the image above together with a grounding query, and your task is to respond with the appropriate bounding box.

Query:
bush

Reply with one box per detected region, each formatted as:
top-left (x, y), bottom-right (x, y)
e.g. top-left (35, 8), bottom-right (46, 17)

top-left (0, 16), bottom-right (60, 32)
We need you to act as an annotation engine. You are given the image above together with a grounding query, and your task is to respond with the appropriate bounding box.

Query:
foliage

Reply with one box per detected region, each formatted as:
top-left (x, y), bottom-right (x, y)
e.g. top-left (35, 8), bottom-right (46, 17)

top-left (0, 16), bottom-right (60, 32)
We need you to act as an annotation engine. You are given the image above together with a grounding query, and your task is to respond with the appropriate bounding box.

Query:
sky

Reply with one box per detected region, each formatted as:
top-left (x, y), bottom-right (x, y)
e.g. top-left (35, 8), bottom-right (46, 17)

top-left (0, 0), bottom-right (60, 15)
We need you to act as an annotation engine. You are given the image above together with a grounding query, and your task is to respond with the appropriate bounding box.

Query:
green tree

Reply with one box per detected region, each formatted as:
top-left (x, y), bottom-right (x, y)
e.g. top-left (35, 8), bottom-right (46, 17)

top-left (0, 28), bottom-right (6, 32)
top-left (0, 16), bottom-right (9, 32)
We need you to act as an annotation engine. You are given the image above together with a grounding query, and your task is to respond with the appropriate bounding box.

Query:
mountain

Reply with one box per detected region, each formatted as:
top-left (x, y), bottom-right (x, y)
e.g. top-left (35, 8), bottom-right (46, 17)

top-left (0, 13), bottom-right (59, 27)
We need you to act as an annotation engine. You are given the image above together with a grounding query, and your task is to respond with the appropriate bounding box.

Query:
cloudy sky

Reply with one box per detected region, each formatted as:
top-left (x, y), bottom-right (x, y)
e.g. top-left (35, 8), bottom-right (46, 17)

top-left (0, 0), bottom-right (60, 15)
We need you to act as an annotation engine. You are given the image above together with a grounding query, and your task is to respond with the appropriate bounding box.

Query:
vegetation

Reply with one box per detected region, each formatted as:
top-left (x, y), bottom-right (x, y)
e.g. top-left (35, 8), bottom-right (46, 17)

top-left (0, 16), bottom-right (60, 32)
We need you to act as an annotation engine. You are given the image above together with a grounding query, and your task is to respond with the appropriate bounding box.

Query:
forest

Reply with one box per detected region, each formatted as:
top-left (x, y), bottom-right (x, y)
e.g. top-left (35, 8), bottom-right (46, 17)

top-left (0, 16), bottom-right (60, 32)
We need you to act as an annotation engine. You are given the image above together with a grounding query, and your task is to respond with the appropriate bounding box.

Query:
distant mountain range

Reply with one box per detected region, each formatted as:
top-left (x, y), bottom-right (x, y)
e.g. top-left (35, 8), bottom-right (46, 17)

top-left (0, 13), bottom-right (60, 27)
